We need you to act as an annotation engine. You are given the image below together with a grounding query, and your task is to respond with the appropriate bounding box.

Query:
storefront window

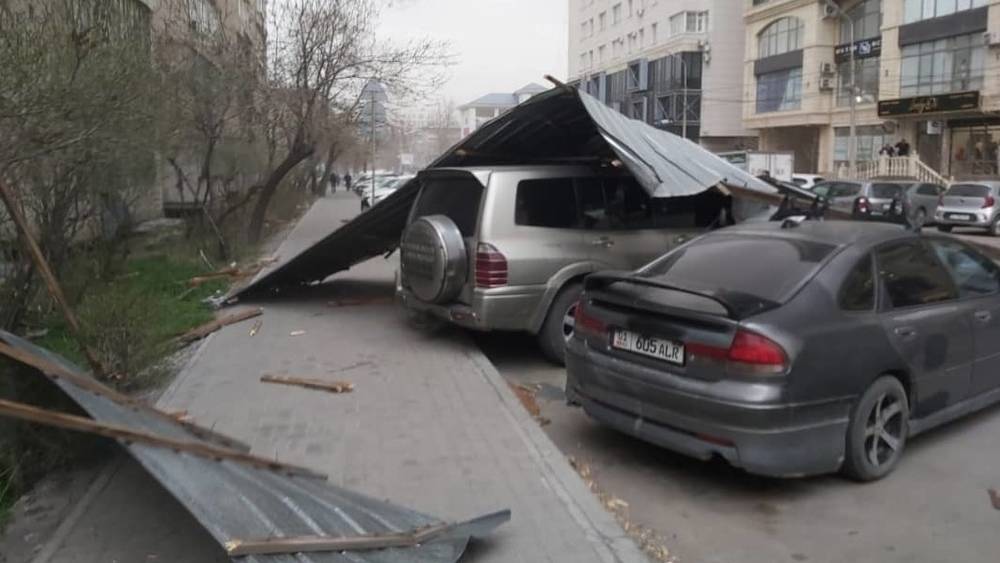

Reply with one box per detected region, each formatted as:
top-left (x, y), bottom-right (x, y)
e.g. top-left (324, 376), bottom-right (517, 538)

top-left (840, 0), bottom-right (881, 43)
top-left (951, 124), bottom-right (1000, 176)
top-left (837, 58), bottom-right (880, 107)
top-left (900, 32), bottom-right (985, 96)
top-left (834, 126), bottom-right (891, 169)
top-left (904, 0), bottom-right (987, 24)
top-left (756, 67), bottom-right (802, 113)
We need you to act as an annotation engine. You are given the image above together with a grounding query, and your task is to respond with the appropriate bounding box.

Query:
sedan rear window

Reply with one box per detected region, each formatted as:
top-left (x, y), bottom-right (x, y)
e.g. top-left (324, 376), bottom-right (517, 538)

top-left (947, 184), bottom-right (991, 198)
top-left (871, 184), bottom-right (902, 199)
top-left (641, 235), bottom-right (836, 304)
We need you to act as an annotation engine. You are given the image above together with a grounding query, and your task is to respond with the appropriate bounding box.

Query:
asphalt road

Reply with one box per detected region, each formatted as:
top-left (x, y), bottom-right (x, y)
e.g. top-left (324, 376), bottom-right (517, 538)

top-left (476, 330), bottom-right (1000, 563)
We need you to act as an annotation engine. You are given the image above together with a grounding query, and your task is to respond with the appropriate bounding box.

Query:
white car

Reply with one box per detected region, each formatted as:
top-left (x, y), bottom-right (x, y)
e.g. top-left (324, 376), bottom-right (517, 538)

top-left (360, 175), bottom-right (414, 210)
top-left (791, 174), bottom-right (825, 190)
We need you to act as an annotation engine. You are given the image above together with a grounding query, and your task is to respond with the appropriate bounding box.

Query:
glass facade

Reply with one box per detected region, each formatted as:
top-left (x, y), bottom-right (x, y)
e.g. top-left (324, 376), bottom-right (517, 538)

top-left (900, 32), bottom-right (985, 96)
top-left (756, 68), bottom-right (802, 113)
top-left (837, 58), bottom-right (880, 106)
top-left (903, 0), bottom-right (987, 24)
top-left (840, 0), bottom-right (882, 43)
top-left (758, 17), bottom-right (803, 58)
top-left (951, 123), bottom-right (1000, 176)
top-left (834, 126), bottom-right (891, 169)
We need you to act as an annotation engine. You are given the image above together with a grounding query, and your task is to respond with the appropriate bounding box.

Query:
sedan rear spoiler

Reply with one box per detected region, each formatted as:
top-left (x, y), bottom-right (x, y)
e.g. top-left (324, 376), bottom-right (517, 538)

top-left (584, 271), bottom-right (780, 320)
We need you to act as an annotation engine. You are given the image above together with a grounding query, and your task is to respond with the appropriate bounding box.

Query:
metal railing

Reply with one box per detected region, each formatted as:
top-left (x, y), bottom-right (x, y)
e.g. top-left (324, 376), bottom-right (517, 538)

top-left (838, 156), bottom-right (948, 185)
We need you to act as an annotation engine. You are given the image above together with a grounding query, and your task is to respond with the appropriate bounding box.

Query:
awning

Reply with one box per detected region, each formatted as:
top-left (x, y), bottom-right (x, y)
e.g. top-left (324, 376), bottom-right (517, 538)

top-left (231, 86), bottom-right (776, 299)
top-left (0, 331), bottom-right (509, 562)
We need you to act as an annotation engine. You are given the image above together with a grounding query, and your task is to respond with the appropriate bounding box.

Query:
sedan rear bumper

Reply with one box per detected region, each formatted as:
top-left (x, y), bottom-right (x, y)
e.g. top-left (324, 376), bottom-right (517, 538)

top-left (566, 340), bottom-right (852, 478)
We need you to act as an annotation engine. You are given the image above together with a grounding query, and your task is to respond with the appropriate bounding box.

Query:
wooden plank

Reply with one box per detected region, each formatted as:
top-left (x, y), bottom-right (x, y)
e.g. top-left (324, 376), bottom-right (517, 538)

top-left (178, 307), bottom-right (263, 344)
top-left (0, 398), bottom-right (326, 480)
top-left (0, 339), bottom-right (252, 452)
top-left (0, 179), bottom-right (107, 378)
top-left (260, 375), bottom-right (354, 394)
top-left (225, 522), bottom-right (450, 556)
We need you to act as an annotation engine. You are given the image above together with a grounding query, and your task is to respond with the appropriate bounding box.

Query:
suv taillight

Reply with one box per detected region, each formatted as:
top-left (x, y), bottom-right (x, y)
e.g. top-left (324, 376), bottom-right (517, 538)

top-left (687, 329), bottom-right (788, 375)
top-left (475, 243), bottom-right (508, 288)
top-left (983, 195), bottom-right (996, 209)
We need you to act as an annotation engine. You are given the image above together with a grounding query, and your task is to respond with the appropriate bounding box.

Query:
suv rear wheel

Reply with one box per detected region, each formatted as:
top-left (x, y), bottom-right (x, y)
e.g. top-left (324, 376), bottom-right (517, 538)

top-left (537, 282), bottom-right (583, 366)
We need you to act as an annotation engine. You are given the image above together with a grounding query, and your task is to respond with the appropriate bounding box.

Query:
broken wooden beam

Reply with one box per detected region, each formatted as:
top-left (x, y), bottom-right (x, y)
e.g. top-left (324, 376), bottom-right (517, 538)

top-left (178, 307), bottom-right (263, 344)
top-left (0, 398), bottom-right (326, 480)
top-left (225, 522), bottom-right (450, 556)
top-left (0, 340), bottom-right (251, 452)
top-left (260, 375), bottom-right (354, 394)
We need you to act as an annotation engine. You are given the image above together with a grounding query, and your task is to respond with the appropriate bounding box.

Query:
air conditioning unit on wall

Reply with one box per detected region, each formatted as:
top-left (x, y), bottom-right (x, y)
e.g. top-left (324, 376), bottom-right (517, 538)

top-left (821, 4), bottom-right (838, 20)
top-left (819, 77), bottom-right (834, 91)
top-left (984, 30), bottom-right (1000, 47)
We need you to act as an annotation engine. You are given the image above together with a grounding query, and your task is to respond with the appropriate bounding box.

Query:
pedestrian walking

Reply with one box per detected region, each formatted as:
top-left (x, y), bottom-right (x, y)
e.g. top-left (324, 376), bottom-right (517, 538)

top-left (330, 172), bottom-right (340, 193)
top-left (895, 138), bottom-right (911, 157)
top-left (345, 173), bottom-right (353, 191)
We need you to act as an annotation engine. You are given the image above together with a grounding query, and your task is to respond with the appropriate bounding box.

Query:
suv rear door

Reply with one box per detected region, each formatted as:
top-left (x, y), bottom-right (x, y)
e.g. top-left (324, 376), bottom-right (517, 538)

top-left (578, 177), bottom-right (706, 270)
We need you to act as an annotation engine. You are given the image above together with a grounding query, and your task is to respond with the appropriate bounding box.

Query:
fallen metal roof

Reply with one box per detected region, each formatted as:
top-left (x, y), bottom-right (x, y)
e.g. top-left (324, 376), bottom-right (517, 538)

top-left (230, 85), bottom-right (776, 299)
top-left (0, 330), bottom-right (509, 562)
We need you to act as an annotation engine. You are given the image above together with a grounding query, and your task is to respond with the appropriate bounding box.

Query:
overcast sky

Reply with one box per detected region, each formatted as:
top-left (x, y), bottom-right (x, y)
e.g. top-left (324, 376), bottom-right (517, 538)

top-left (376, 0), bottom-right (568, 107)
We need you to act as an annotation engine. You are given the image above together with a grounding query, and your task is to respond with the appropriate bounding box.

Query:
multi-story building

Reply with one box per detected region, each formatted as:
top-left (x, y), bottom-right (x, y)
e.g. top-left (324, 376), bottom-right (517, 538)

top-left (568, 0), bottom-right (756, 151)
top-left (744, 0), bottom-right (1000, 179)
top-left (457, 84), bottom-right (548, 137)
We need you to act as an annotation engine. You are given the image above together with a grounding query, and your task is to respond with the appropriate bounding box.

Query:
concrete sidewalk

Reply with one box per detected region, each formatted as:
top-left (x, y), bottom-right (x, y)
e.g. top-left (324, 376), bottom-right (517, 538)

top-left (36, 192), bottom-right (646, 563)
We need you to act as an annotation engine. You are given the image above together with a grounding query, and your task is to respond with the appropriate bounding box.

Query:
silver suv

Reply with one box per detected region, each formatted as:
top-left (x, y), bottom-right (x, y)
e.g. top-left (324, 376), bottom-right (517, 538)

top-left (396, 165), bottom-right (713, 364)
top-left (935, 181), bottom-right (1000, 236)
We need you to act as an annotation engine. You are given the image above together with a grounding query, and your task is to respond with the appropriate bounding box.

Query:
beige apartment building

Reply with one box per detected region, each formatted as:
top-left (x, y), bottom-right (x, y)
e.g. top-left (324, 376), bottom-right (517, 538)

top-left (568, 0), bottom-right (756, 151)
top-left (744, 0), bottom-right (1000, 179)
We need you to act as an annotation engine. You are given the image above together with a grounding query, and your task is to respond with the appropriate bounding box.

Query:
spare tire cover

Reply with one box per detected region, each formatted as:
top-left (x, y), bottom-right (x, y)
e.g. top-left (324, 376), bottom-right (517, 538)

top-left (400, 215), bottom-right (468, 304)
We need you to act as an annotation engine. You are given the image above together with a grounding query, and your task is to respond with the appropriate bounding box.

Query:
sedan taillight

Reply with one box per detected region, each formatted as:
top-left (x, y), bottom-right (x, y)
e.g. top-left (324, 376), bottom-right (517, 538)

top-left (573, 299), bottom-right (606, 337)
top-left (687, 329), bottom-right (788, 375)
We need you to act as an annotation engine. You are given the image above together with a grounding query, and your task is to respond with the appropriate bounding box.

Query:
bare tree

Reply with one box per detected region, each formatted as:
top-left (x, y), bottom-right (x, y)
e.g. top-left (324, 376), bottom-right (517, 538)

top-left (247, 0), bottom-right (448, 242)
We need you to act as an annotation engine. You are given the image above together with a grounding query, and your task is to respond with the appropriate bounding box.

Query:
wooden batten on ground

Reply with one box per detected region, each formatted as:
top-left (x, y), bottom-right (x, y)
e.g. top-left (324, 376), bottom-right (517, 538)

top-left (260, 375), bottom-right (354, 394)
top-left (178, 307), bottom-right (263, 344)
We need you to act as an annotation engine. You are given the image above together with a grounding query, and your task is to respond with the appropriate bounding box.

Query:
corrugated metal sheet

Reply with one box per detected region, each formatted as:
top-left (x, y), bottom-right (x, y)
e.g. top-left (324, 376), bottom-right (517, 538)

top-left (230, 86), bottom-right (775, 298)
top-left (0, 331), bottom-right (509, 562)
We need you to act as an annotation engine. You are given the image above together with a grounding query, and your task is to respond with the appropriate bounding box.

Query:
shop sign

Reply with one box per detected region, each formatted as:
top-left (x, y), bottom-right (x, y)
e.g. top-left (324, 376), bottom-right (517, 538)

top-left (877, 91), bottom-right (980, 117)
top-left (834, 37), bottom-right (882, 64)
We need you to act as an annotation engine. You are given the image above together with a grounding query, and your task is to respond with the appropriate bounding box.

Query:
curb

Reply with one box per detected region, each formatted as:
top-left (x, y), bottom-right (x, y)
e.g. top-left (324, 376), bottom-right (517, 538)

top-left (464, 342), bottom-right (650, 563)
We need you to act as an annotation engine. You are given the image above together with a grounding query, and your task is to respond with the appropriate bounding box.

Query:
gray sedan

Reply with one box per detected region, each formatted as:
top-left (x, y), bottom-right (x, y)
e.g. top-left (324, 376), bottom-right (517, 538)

top-left (566, 221), bottom-right (1000, 480)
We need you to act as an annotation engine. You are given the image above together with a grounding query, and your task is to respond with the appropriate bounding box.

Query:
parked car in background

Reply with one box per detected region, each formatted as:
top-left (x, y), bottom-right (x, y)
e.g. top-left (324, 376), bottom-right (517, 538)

top-left (566, 221), bottom-right (1000, 480)
top-left (810, 180), bottom-right (906, 223)
top-left (935, 181), bottom-right (1000, 236)
top-left (791, 174), bottom-right (825, 190)
top-left (902, 182), bottom-right (946, 227)
top-left (396, 165), bottom-right (730, 364)
top-left (360, 175), bottom-right (415, 211)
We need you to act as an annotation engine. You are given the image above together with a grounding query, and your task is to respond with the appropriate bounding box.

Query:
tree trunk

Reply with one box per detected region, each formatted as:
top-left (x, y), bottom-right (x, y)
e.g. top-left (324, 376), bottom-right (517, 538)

top-left (317, 141), bottom-right (339, 195)
top-left (247, 145), bottom-right (314, 243)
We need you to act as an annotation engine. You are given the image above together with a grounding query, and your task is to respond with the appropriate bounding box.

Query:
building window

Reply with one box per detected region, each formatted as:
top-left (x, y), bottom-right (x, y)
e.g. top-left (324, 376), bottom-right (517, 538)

top-left (628, 0), bottom-right (634, 18)
top-left (950, 124), bottom-right (1000, 176)
top-left (837, 58), bottom-right (880, 106)
top-left (599, 11), bottom-right (607, 31)
top-left (840, 0), bottom-right (882, 43)
top-left (613, 3), bottom-right (622, 24)
top-left (758, 17), bottom-right (803, 58)
top-left (598, 44), bottom-right (606, 63)
top-left (834, 126), bottom-right (891, 169)
top-left (632, 99), bottom-right (646, 121)
top-left (651, 22), bottom-right (658, 44)
top-left (904, 0), bottom-right (987, 24)
top-left (639, 28), bottom-right (645, 49)
top-left (756, 67), bottom-right (802, 113)
top-left (900, 32), bottom-right (985, 96)
top-left (669, 10), bottom-right (708, 35)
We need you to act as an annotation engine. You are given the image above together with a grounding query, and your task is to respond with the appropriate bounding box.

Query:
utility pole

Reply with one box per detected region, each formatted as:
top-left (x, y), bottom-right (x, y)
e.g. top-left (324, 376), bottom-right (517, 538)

top-left (826, 0), bottom-right (857, 176)
top-left (370, 85), bottom-right (377, 208)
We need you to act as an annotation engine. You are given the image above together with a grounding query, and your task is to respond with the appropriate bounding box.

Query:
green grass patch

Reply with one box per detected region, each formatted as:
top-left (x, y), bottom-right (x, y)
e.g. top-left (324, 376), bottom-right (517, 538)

top-left (36, 254), bottom-right (226, 388)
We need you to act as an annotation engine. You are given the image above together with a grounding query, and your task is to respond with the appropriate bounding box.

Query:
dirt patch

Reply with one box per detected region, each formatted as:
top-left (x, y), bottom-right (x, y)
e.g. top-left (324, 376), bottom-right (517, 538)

top-left (508, 382), bottom-right (550, 426)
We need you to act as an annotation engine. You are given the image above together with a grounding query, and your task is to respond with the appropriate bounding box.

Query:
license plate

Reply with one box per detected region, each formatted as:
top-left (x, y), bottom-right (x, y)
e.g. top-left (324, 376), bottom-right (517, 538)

top-left (611, 329), bottom-right (685, 365)
top-left (948, 213), bottom-right (974, 221)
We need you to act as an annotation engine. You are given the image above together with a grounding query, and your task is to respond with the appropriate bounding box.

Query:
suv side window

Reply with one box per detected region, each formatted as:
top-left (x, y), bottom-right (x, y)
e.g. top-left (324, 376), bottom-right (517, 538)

top-left (832, 183), bottom-right (861, 198)
top-left (840, 254), bottom-right (875, 311)
top-left (577, 178), bottom-right (611, 230)
top-left (917, 184), bottom-right (939, 196)
top-left (515, 179), bottom-right (579, 228)
top-left (876, 242), bottom-right (958, 308)
top-left (928, 239), bottom-right (1000, 298)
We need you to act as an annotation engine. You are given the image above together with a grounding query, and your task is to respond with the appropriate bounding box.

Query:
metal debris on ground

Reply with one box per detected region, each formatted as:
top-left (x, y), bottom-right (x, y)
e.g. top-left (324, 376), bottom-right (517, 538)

top-left (178, 307), bottom-right (263, 344)
top-left (248, 319), bottom-right (263, 337)
top-left (260, 375), bottom-right (354, 394)
top-left (989, 488), bottom-right (1000, 510)
top-left (0, 330), bottom-right (511, 562)
top-left (289, 330), bottom-right (306, 337)
top-left (567, 456), bottom-right (675, 562)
